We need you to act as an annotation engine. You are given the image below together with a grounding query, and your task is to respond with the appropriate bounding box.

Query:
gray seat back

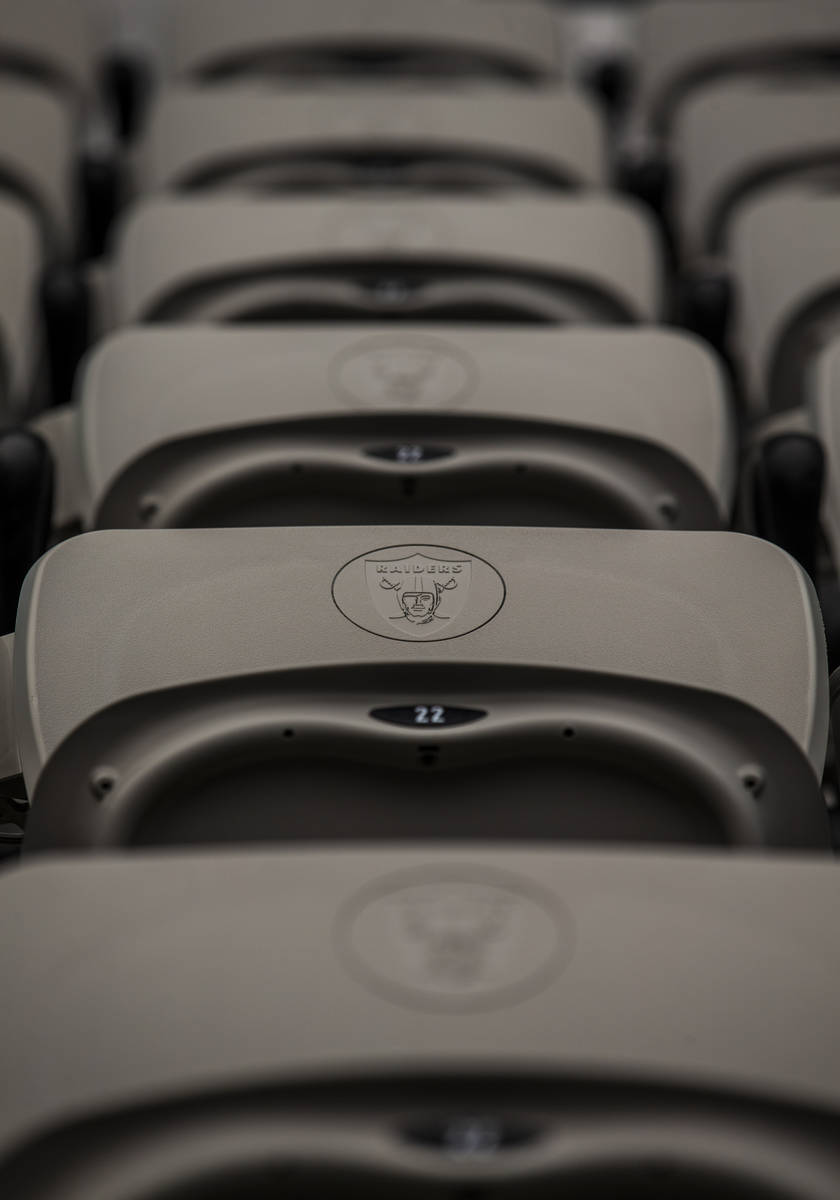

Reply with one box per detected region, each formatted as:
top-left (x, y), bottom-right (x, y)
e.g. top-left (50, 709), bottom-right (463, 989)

top-left (0, 0), bottom-right (93, 102)
top-left (14, 527), bottom-right (829, 852)
top-left (107, 196), bottom-right (662, 328)
top-left (164, 0), bottom-right (564, 86)
top-left (0, 197), bottom-right (41, 420)
top-left (808, 337), bottom-right (840, 567)
top-left (76, 326), bottom-right (734, 532)
top-left (674, 83), bottom-right (840, 259)
top-left (0, 80), bottom-right (74, 252)
top-left (1, 849), bottom-right (840, 1196)
top-left (730, 191), bottom-right (840, 414)
top-left (636, 0), bottom-right (840, 140)
top-left (135, 86), bottom-right (606, 197)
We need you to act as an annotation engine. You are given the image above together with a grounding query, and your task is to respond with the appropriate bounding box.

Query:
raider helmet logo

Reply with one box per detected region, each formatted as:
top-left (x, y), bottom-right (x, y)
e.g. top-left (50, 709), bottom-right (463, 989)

top-left (338, 869), bottom-right (574, 1012)
top-left (331, 333), bottom-right (476, 410)
top-left (371, 346), bottom-right (439, 406)
top-left (332, 542), bottom-right (505, 642)
top-left (398, 883), bottom-right (515, 991)
top-left (366, 552), bottom-right (471, 636)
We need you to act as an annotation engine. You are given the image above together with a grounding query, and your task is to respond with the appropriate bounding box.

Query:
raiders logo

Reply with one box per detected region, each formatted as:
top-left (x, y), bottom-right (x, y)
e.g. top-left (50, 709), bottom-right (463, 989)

top-left (337, 868), bottom-right (573, 1012)
top-left (332, 544), bottom-right (505, 641)
top-left (331, 333), bottom-right (477, 410)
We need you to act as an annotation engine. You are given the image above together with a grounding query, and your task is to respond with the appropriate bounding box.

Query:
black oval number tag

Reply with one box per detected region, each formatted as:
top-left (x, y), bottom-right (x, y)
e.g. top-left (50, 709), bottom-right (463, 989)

top-left (371, 705), bottom-right (487, 728)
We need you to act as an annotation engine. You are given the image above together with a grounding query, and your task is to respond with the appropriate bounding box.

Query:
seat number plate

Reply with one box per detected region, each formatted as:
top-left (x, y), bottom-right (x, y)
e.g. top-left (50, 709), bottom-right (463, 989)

top-left (371, 705), bottom-right (487, 728)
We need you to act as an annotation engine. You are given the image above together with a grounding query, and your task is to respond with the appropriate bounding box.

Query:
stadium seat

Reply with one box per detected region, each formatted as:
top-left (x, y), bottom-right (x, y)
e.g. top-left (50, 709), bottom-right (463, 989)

top-left (634, 0), bottom-right (840, 142)
top-left (163, 0), bottom-right (564, 87)
top-left (729, 190), bottom-right (840, 415)
top-left (2, 0), bottom-right (838, 1187)
top-left (0, 198), bottom-right (42, 419)
top-left (0, 3), bottom-right (114, 406)
top-left (102, 195), bottom-right (662, 327)
top-left (719, 336), bottom-right (840, 674)
top-left (673, 83), bottom-right (840, 263)
top-left (0, 0), bottom-right (94, 104)
top-left (0, 849), bottom-right (839, 1196)
top-left (0, 80), bottom-right (76, 254)
top-left (4, 526), bottom-right (829, 851)
top-left (754, 337), bottom-right (840, 668)
top-left (36, 325), bottom-right (735, 533)
top-left (133, 85), bottom-right (606, 197)
top-left (622, 0), bottom-right (840, 273)
top-left (811, 341), bottom-right (840, 574)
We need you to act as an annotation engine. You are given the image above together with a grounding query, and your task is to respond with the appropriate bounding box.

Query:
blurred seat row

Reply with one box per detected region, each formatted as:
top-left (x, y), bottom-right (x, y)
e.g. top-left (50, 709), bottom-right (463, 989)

top-left (2, 2), bottom-right (840, 1197)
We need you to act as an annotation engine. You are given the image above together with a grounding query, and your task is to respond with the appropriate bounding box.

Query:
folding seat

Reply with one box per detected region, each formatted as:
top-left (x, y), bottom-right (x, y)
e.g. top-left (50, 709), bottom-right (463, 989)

top-left (0, 0), bottom-right (105, 232)
top-left (633, 0), bottom-right (840, 146)
top-left (728, 190), bottom-right (840, 416)
top-left (0, 202), bottom-right (662, 640)
top-left (33, 325), bottom-right (734, 535)
top-left (1, 526), bottom-right (829, 852)
top-left (0, 80), bottom-right (98, 413)
top-left (101, 195), bottom-right (662, 327)
top-left (0, 80), bottom-right (76, 256)
top-left (672, 84), bottom-right (840, 265)
top-left (811, 342), bottom-right (840, 579)
top-left (1, 848), bottom-right (840, 1197)
top-left (0, 199), bottom-right (48, 647)
top-left (162, 0), bottom-right (564, 88)
top-left (133, 85), bottom-right (606, 198)
top-left (0, 84), bottom-right (84, 413)
top-left (0, 0), bottom-right (94, 105)
top-left (622, 1), bottom-right (840, 282)
top-left (753, 337), bottom-right (840, 665)
top-left (0, 2), bottom-right (116, 407)
top-left (0, 198), bottom-right (43, 419)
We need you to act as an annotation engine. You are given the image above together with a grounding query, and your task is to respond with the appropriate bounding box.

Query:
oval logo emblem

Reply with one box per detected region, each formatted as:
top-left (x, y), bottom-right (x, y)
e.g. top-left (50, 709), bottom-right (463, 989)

top-left (332, 543), bottom-right (505, 642)
top-left (331, 334), bottom-right (477, 410)
top-left (337, 868), bottom-right (574, 1013)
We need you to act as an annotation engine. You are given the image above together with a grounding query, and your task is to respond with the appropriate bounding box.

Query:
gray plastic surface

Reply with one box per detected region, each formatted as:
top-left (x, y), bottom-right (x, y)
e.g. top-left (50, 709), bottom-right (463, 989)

top-left (136, 85), bottom-right (606, 194)
top-left (636, 0), bottom-right (840, 136)
top-left (674, 83), bottom-right (840, 259)
top-left (0, 0), bottom-right (94, 99)
top-left (23, 661), bottom-right (828, 851)
top-left (1, 848), bottom-right (840, 1195)
top-left (13, 527), bottom-right (827, 789)
top-left (75, 326), bottom-right (734, 525)
top-left (107, 195), bottom-right (662, 326)
top-left (0, 80), bottom-right (74, 251)
top-left (0, 196), bottom-right (41, 417)
top-left (730, 190), bottom-right (840, 414)
top-left (809, 339), bottom-right (840, 566)
top-left (30, 405), bottom-right (86, 531)
top-left (165, 0), bottom-right (564, 83)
